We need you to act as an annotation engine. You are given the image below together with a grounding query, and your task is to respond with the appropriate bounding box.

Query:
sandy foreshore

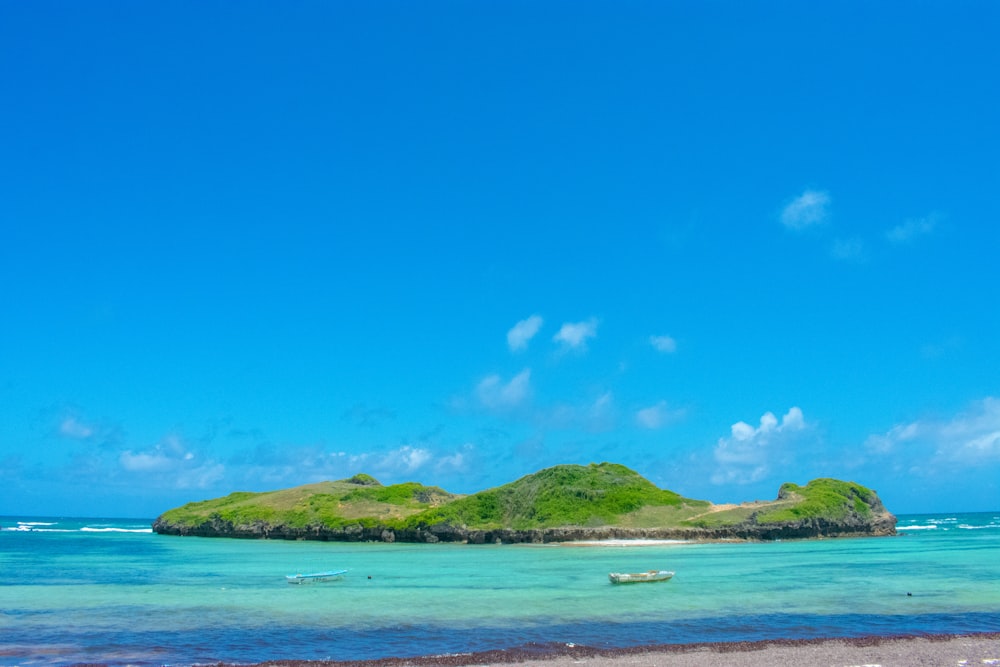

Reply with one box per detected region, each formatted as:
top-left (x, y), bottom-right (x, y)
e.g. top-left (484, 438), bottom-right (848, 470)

top-left (247, 633), bottom-right (1000, 667)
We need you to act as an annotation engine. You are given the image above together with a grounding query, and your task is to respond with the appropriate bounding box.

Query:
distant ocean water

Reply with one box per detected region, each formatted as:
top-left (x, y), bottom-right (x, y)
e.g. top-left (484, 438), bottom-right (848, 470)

top-left (1, 513), bottom-right (998, 667)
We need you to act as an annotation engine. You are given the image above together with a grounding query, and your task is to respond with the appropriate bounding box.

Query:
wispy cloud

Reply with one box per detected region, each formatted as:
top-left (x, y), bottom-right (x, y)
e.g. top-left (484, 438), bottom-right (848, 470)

top-left (377, 445), bottom-right (432, 474)
top-left (635, 400), bottom-right (683, 429)
top-left (712, 407), bottom-right (807, 485)
top-left (781, 190), bottom-right (830, 230)
top-left (476, 369), bottom-right (532, 410)
top-left (649, 335), bottom-right (677, 353)
top-left (344, 444), bottom-right (476, 482)
top-left (55, 411), bottom-right (122, 446)
top-left (119, 450), bottom-right (186, 472)
top-left (434, 444), bottom-right (473, 475)
top-left (886, 213), bottom-right (940, 243)
top-left (865, 422), bottom-right (921, 455)
top-left (553, 318), bottom-right (599, 351)
top-left (585, 392), bottom-right (616, 432)
top-left (60, 416), bottom-right (94, 439)
top-left (226, 440), bottom-right (476, 490)
top-left (865, 397), bottom-right (1000, 466)
top-left (516, 391), bottom-right (618, 433)
top-left (507, 315), bottom-right (543, 352)
top-left (119, 434), bottom-right (225, 489)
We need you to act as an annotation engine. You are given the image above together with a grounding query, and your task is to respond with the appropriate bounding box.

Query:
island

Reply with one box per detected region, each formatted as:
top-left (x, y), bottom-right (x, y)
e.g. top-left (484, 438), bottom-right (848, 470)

top-left (152, 462), bottom-right (897, 543)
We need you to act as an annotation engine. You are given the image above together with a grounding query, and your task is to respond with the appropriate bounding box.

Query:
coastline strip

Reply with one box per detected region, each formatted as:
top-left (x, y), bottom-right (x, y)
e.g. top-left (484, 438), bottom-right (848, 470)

top-left (242, 633), bottom-right (1000, 667)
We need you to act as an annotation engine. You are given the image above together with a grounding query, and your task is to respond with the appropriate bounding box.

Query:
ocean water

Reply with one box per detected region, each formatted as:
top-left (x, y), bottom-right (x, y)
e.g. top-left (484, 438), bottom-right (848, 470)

top-left (1, 513), bottom-right (999, 666)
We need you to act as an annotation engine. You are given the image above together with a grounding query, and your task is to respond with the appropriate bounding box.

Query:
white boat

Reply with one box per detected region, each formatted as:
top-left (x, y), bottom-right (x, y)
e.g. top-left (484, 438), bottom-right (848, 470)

top-left (608, 569), bottom-right (674, 584)
top-left (285, 569), bottom-right (347, 584)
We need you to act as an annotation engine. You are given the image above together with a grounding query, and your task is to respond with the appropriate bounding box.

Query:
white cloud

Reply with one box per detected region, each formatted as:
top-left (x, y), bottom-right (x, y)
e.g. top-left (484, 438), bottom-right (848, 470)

top-left (239, 449), bottom-right (354, 488)
top-left (379, 445), bottom-right (432, 473)
top-left (476, 369), bottom-right (532, 410)
top-left (118, 435), bottom-right (224, 490)
top-left (55, 412), bottom-right (122, 446)
top-left (553, 318), bottom-right (598, 351)
top-left (635, 401), bottom-right (682, 429)
top-left (782, 406), bottom-right (806, 430)
top-left (507, 315), bottom-right (543, 352)
top-left (120, 435), bottom-right (192, 472)
top-left (59, 416), bottom-right (94, 439)
top-left (887, 213), bottom-right (940, 243)
top-left (119, 450), bottom-right (174, 472)
top-left (592, 392), bottom-right (613, 413)
top-left (781, 190), bottom-right (830, 230)
top-left (867, 397), bottom-right (1000, 466)
top-left (712, 407), bottom-right (807, 485)
top-left (865, 422), bottom-right (921, 454)
top-left (435, 444), bottom-right (474, 474)
top-left (351, 444), bottom-right (475, 480)
top-left (649, 335), bottom-right (677, 353)
top-left (176, 463), bottom-right (226, 489)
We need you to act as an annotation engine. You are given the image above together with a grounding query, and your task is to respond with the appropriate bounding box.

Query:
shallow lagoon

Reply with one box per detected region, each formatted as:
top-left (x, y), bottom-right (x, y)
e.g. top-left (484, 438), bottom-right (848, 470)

top-left (1, 513), bottom-right (998, 666)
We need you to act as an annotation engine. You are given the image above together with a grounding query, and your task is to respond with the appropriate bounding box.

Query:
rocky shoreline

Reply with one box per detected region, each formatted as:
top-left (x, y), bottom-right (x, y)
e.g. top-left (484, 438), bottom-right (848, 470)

top-left (152, 510), bottom-right (897, 543)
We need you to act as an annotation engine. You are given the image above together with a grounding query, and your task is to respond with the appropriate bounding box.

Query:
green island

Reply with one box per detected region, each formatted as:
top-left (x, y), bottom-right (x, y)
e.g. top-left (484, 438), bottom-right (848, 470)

top-left (152, 462), bottom-right (897, 543)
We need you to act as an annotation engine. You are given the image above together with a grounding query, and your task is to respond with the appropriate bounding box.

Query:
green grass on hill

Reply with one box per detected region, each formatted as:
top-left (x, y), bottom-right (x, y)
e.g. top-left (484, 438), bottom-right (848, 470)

top-left (407, 462), bottom-right (708, 530)
top-left (755, 478), bottom-right (876, 523)
top-left (681, 478), bottom-right (878, 528)
top-left (155, 465), bottom-right (884, 535)
top-left (157, 477), bottom-right (458, 529)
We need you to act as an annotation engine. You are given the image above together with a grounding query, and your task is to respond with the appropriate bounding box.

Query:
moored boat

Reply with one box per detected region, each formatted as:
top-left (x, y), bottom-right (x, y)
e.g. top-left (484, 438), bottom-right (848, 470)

top-left (608, 569), bottom-right (673, 584)
top-left (286, 569), bottom-right (347, 584)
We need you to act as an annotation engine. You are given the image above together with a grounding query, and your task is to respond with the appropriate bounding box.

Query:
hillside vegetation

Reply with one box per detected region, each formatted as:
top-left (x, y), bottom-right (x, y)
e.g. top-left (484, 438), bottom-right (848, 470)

top-left (153, 463), bottom-right (896, 542)
top-left (413, 462), bottom-right (707, 530)
top-left (158, 475), bottom-right (457, 530)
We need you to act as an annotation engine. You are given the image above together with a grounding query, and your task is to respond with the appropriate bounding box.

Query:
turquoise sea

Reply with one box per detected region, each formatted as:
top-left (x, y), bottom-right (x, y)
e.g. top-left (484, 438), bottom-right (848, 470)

top-left (1, 512), bottom-right (999, 666)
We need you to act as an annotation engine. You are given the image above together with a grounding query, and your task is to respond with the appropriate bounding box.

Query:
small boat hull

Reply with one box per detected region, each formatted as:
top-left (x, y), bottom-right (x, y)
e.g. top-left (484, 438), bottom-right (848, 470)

top-left (286, 569), bottom-right (347, 584)
top-left (609, 570), bottom-right (674, 584)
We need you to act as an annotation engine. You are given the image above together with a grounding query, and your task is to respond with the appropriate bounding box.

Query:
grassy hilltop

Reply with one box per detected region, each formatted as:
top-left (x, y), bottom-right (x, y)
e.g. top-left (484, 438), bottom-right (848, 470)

top-left (153, 462), bottom-right (896, 542)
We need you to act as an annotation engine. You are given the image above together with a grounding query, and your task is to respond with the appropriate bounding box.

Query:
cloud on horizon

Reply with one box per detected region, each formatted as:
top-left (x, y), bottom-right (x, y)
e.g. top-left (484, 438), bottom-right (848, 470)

top-left (376, 445), bottom-right (431, 473)
top-left (866, 397), bottom-right (1000, 468)
top-left (119, 434), bottom-right (225, 489)
top-left (336, 444), bottom-right (477, 486)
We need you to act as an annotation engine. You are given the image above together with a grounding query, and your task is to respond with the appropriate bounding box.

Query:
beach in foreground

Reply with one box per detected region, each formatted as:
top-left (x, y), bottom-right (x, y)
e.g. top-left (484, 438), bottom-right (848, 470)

top-left (249, 634), bottom-right (1000, 667)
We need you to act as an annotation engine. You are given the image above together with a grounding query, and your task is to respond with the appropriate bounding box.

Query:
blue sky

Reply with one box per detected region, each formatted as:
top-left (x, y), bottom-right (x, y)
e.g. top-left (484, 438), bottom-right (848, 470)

top-left (2, 2), bottom-right (998, 518)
